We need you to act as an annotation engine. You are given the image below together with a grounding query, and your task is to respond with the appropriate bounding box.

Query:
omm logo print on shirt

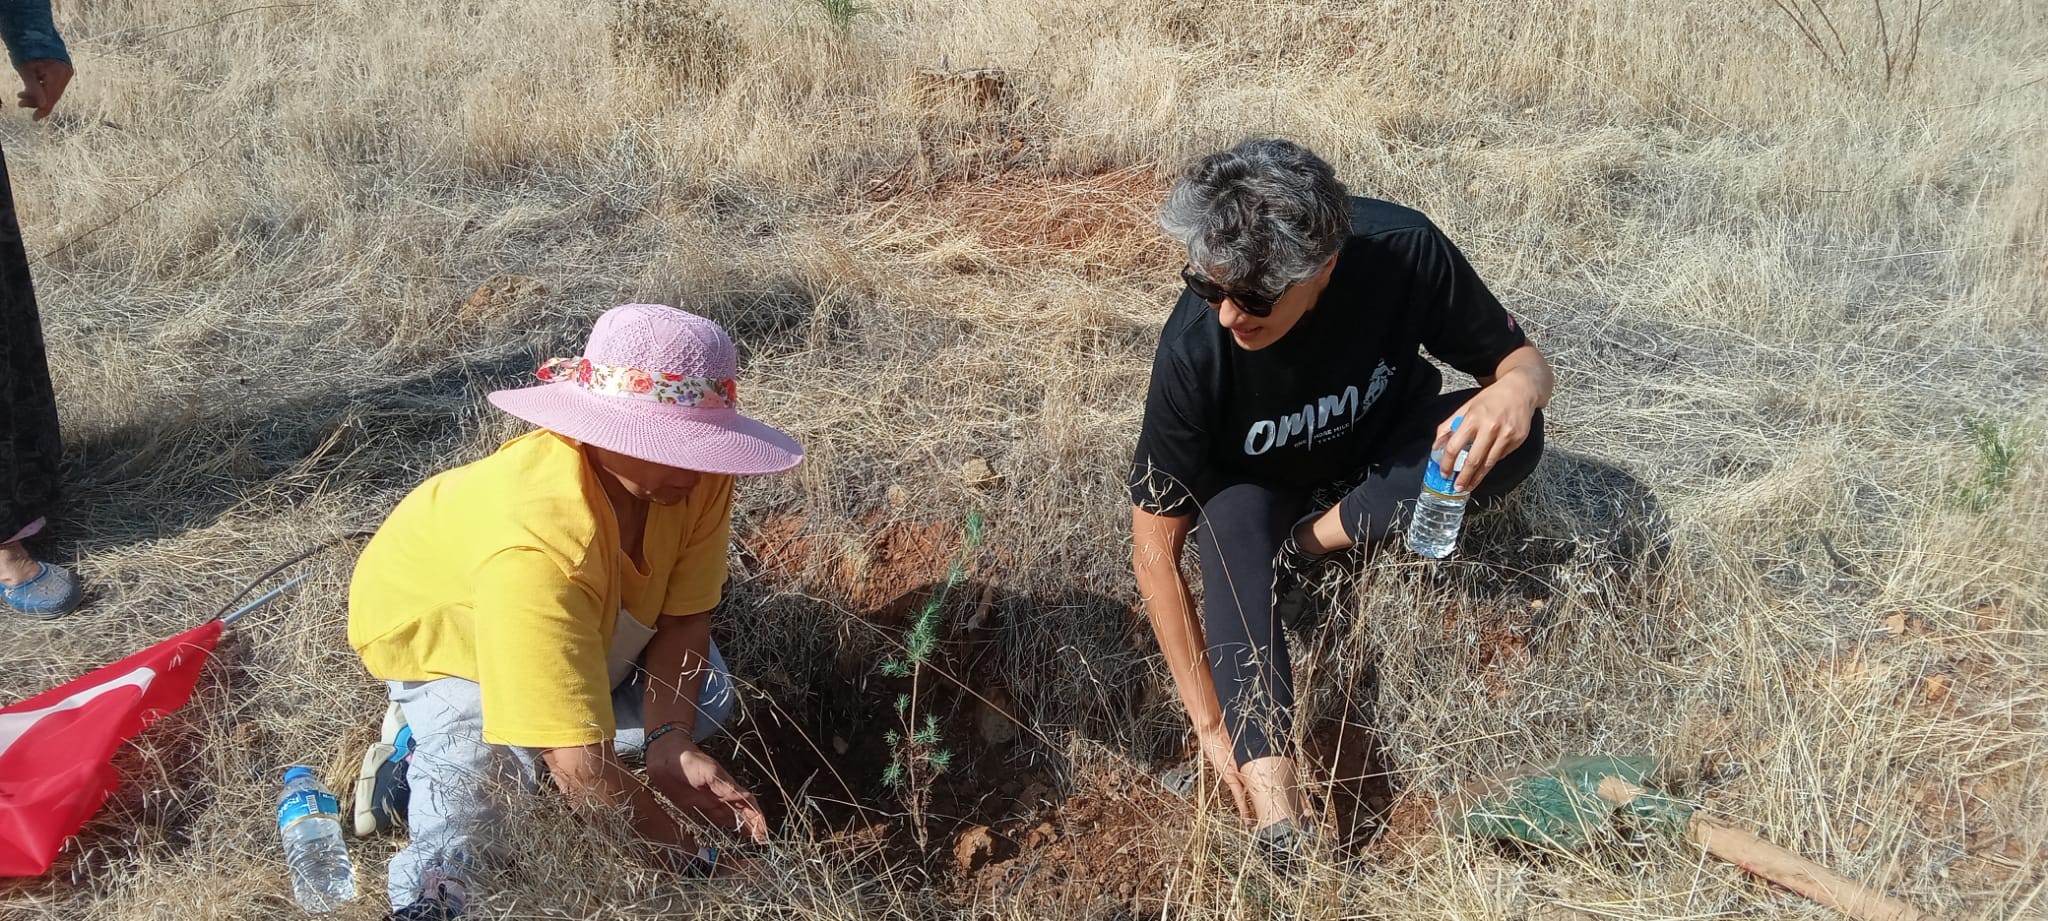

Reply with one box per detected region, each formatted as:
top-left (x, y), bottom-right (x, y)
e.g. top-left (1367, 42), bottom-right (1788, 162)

top-left (1242, 361), bottom-right (1393, 456)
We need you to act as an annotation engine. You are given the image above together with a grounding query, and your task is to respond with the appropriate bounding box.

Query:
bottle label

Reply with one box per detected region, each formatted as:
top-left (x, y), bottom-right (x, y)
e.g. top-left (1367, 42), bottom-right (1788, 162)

top-left (1421, 452), bottom-right (1470, 499)
top-left (278, 789), bottom-right (340, 831)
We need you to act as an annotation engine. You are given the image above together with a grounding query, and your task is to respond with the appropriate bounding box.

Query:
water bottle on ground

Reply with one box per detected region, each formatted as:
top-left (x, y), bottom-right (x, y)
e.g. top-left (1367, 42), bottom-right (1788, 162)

top-left (1408, 417), bottom-right (1471, 559)
top-left (278, 765), bottom-right (356, 912)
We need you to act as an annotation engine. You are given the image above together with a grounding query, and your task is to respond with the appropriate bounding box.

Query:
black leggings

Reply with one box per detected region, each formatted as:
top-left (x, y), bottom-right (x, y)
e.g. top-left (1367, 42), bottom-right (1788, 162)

top-left (1194, 388), bottom-right (1544, 765)
top-left (0, 147), bottom-right (62, 543)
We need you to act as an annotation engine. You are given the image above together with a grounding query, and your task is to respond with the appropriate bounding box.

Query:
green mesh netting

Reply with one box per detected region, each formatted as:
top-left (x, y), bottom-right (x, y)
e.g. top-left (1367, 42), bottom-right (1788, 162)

top-left (1456, 755), bottom-right (1695, 850)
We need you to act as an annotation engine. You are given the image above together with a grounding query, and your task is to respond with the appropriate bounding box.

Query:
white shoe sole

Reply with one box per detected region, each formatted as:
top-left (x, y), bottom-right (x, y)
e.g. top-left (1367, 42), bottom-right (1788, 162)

top-left (353, 701), bottom-right (406, 837)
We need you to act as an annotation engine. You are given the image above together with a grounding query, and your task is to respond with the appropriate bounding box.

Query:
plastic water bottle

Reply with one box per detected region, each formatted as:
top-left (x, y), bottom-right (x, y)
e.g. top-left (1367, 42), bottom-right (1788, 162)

top-left (277, 766), bottom-right (356, 912)
top-left (1408, 418), bottom-right (1471, 559)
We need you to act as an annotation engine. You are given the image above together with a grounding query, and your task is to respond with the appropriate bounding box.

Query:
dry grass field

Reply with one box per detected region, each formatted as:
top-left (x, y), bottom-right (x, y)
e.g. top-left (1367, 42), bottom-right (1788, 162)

top-left (1, 0), bottom-right (2043, 918)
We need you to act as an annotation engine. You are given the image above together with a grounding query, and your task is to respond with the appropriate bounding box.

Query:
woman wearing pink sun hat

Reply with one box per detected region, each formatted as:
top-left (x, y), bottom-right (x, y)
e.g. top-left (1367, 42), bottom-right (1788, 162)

top-left (346, 305), bottom-right (801, 920)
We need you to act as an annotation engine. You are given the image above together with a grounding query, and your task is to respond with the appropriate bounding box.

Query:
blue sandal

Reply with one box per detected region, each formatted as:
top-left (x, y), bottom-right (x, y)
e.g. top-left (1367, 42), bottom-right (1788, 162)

top-left (2, 561), bottom-right (82, 618)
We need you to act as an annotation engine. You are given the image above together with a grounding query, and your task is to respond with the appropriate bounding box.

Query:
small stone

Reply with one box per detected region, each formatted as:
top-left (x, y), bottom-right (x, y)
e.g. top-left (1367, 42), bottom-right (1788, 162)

top-left (1883, 612), bottom-right (1929, 637)
top-left (885, 483), bottom-right (911, 511)
top-left (964, 584), bottom-right (997, 631)
top-left (1024, 820), bottom-right (1056, 849)
top-left (953, 825), bottom-right (998, 873)
top-left (831, 734), bottom-right (850, 755)
top-left (961, 457), bottom-right (998, 487)
top-left (1922, 674), bottom-right (1953, 703)
top-left (975, 695), bottom-right (1019, 746)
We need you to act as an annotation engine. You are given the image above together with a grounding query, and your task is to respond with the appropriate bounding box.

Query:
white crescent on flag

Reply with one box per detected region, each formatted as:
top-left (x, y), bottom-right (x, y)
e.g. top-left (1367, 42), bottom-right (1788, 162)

top-left (0, 668), bottom-right (158, 760)
top-left (0, 620), bottom-right (222, 877)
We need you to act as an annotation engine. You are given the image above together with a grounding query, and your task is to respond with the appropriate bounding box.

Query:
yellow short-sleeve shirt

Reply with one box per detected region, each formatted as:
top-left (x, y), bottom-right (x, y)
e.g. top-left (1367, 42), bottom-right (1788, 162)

top-left (347, 430), bottom-right (734, 748)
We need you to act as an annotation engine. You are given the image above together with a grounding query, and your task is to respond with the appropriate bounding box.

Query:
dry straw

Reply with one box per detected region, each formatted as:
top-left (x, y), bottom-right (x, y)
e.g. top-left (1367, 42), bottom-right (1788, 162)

top-left (0, 0), bottom-right (2040, 918)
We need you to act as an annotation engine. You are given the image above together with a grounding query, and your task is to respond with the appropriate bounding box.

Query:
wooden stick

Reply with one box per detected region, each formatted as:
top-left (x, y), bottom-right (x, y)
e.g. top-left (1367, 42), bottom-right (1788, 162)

top-left (1688, 817), bottom-right (1935, 921)
top-left (1595, 777), bottom-right (1938, 921)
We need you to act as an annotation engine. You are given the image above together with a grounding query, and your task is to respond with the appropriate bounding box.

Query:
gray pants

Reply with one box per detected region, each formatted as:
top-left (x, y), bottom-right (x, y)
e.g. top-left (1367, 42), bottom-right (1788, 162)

top-left (384, 641), bottom-right (734, 909)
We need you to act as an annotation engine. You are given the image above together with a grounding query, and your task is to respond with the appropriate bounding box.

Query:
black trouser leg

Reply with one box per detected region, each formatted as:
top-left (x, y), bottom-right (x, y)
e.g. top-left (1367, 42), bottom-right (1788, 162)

top-left (0, 146), bottom-right (63, 542)
top-left (1188, 391), bottom-right (1545, 763)
top-left (1335, 388), bottom-right (1546, 545)
top-left (1194, 481), bottom-right (1305, 766)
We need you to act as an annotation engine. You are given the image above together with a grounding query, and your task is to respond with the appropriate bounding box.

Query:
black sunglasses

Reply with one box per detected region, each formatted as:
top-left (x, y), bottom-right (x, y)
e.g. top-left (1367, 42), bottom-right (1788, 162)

top-left (1181, 265), bottom-right (1279, 317)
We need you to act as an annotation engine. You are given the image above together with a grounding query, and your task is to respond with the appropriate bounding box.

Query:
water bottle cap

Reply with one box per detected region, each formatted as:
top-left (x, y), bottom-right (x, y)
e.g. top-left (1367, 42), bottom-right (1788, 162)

top-left (283, 765), bottom-right (314, 783)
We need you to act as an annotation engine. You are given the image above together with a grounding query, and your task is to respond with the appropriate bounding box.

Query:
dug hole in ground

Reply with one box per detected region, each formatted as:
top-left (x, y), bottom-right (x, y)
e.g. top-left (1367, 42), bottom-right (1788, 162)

top-left (0, 0), bottom-right (2042, 918)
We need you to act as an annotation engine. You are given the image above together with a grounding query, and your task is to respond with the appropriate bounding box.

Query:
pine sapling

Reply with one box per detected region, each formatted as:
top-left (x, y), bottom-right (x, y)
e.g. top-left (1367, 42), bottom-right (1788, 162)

top-left (878, 512), bottom-right (984, 848)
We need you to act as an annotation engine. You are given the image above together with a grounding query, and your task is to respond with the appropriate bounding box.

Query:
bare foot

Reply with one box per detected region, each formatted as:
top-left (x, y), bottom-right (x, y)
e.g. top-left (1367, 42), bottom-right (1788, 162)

top-left (0, 540), bottom-right (41, 587)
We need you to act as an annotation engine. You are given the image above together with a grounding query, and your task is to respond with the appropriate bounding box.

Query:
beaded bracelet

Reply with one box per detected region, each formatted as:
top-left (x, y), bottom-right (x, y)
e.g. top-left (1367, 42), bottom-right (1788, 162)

top-left (645, 720), bottom-right (692, 749)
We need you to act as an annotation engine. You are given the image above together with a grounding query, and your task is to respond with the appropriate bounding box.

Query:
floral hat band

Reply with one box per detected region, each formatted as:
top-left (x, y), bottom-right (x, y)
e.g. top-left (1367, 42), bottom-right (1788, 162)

top-left (536, 357), bottom-right (739, 410)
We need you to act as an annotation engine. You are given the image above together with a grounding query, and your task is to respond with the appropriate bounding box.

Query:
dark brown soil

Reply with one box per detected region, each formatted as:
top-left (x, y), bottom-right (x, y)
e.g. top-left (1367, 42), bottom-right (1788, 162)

top-left (1439, 596), bottom-right (1547, 702)
top-left (952, 773), bottom-right (1185, 915)
top-left (1304, 717), bottom-right (1397, 848)
top-left (725, 514), bottom-right (1405, 912)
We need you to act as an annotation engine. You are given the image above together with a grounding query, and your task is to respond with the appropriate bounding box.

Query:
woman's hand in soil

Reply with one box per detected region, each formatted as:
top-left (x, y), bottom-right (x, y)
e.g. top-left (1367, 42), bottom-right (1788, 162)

top-left (1199, 726), bottom-right (1252, 818)
top-left (649, 737), bottom-right (769, 843)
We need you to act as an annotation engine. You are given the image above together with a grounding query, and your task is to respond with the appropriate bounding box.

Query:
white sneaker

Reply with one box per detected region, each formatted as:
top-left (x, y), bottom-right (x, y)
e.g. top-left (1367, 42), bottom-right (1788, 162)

top-left (353, 701), bottom-right (411, 837)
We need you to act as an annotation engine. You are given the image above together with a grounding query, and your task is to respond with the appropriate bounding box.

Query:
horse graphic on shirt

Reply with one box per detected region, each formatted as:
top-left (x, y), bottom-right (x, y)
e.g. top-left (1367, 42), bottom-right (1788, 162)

top-left (1242, 361), bottom-right (1393, 456)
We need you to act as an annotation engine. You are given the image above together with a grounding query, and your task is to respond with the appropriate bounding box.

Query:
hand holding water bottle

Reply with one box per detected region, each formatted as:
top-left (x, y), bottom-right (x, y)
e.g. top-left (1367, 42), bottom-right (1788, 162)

top-left (1410, 418), bottom-right (1473, 559)
top-left (1433, 379), bottom-right (1541, 493)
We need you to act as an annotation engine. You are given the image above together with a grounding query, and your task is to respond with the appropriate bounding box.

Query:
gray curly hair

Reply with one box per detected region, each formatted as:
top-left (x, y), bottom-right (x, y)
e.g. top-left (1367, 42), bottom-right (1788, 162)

top-left (1158, 138), bottom-right (1350, 299)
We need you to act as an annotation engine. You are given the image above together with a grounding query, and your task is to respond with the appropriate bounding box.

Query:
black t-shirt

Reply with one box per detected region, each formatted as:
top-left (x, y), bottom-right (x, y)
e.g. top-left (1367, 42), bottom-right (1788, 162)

top-left (1129, 196), bottom-right (1527, 515)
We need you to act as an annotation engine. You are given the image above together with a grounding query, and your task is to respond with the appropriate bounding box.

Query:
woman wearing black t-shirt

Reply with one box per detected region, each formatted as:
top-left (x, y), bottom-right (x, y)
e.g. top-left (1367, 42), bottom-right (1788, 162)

top-left (1129, 138), bottom-right (1554, 855)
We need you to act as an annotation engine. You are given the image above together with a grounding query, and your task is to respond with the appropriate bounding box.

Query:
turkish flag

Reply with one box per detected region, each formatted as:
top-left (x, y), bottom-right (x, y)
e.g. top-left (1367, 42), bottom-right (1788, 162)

top-left (0, 621), bottom-right (224, 876)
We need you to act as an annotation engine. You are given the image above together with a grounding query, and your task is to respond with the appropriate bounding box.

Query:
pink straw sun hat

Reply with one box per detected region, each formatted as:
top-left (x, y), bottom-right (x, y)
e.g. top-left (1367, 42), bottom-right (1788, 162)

top-left (488, 304), bottom-right (804, 475)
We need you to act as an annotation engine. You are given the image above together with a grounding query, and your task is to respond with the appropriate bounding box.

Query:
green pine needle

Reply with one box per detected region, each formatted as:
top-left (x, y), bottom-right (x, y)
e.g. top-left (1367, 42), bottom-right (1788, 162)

top-left (871, 512), bottom-right (991, 792)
